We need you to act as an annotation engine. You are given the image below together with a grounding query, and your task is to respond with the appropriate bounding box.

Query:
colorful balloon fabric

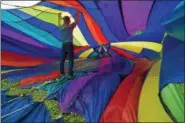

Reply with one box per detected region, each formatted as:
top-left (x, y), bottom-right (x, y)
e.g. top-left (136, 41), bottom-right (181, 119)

top-left (1, 0), bottom-right (184, 122)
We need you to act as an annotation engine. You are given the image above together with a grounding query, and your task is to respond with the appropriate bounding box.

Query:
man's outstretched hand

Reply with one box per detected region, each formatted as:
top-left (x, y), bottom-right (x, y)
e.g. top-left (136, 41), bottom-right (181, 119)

top-left (58, 13), bottom-right (62, 19)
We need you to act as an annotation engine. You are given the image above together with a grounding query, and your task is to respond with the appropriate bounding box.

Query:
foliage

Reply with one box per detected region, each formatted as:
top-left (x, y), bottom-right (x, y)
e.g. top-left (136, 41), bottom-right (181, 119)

top-left (1, 79), bottom-right (19, 90)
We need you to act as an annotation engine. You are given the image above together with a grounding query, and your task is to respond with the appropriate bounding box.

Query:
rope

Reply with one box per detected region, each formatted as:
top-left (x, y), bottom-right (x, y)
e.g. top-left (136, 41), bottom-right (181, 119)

top-left (1, 102), bottom-right (34, 119)
top-left (1, 96), bottom-right (23, 106)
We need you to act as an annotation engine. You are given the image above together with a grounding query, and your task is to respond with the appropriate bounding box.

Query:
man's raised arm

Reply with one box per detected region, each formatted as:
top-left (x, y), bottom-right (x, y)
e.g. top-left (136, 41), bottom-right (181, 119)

top-left (75, 10), bottom-right (81, 24)
top-left (71, 10), bottom-right (81, 28)
top-left (58, 12), bottom-right (62, 26)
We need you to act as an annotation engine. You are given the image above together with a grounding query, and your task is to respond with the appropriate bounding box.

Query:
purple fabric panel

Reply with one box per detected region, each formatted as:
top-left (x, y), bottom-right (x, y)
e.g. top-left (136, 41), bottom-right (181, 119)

top-left (98, 1), bottom-right (129, 40)
top-left (98, 57), bottom-right (112, 73)
top-left (59, 72), bottom-right (121, 122)
top-left (121, 1), bottom-right (153, 35)
top-left (2, 27), bottom-right (45, 48)
top-left (59, 73), bottom-right (98, 112)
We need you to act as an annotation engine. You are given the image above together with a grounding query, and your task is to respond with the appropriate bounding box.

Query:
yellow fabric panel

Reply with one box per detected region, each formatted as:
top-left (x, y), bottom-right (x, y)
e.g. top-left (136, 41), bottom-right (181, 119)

top-left (138, 60), bottom-right (173, 122)
top-left (79, 48), bottom-right (94, 58)
top-left (19, 5), bottom-right (88, 46)
top-left (111, 42), bottom-right (162, 53)
top-left (111, 43), bottom-right (142, 53)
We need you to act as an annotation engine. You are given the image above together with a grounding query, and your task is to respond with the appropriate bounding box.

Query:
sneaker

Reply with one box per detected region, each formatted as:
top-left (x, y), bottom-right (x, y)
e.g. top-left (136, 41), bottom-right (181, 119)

top-left (67, 74), bottom-right (75, 79)
top-left (59, 75), bottom-right (67, 80)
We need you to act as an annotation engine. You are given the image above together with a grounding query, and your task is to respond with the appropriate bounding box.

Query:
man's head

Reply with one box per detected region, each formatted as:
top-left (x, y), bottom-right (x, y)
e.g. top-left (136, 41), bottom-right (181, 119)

top-left (63, 16), bottom-right (71, 25)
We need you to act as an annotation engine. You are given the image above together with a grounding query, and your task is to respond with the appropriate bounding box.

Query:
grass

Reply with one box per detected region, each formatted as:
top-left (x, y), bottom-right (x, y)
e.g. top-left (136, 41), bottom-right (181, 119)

top-left (63, 113), bottom-right (86, 122)
top-left (1, 79), bottom-right (19, 90)
top-left (6, 87), bottom-right (35, 96)
top-left (32, 90), bottom-right (47, 102)
top-left (1, 79), bottom-right (86, 122)
top-left (44, 99), bottom-right (63, 120)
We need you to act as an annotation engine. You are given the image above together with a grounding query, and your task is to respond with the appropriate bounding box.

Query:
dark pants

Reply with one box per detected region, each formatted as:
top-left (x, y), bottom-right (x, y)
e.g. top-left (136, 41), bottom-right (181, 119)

top-left (60, 42), bottom-right (74, 76)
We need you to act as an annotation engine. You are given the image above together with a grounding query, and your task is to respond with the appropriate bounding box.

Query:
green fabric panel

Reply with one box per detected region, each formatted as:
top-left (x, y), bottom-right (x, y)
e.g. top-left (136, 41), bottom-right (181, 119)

top-left (88, 52), bottom-right (100, 58)
top-left (134, 30), bottom-right (143, 36)
top-left (161, 83), bottom-right (184, 122)
top-left (19, 7), bottom-right (58, 26)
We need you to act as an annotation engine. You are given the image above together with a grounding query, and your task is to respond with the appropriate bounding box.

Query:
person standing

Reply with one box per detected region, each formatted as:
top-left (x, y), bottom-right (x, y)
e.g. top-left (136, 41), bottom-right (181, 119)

top-left (58, 10), bottom-right (81, 79)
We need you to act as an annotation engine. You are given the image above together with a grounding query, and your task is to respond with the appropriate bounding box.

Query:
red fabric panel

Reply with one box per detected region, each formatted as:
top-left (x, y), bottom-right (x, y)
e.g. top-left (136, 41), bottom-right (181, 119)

top-left (48, 0), bottom-right (109, 44)
top-left (19, 70), bottom-right (60, 87)
top-left (74, 46), bottom-right (91, 54)
top-left (100, 58), bottom-right (152, 122)
top-left (1, 51), bottom-right (56, 67)
top-left (111, 47), bottom-right (135, 60)
top-left (19, 66), bottom-right (81, 87)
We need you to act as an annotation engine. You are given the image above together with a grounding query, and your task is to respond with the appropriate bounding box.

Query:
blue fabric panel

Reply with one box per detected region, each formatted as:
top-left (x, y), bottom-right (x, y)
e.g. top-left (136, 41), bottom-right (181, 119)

top-left (3, 63), bottom-right (58, 82)
top-left (98, 1), bottom-right (129, 40)
top-left (140, 48), bottom-right (161, 61)
top-left (1, 96), bottom-right (37, 122)
top-left (147, 0), bottom-right (180, 32)
top-left (110, 51), bottom-right (134, 75)
top-left (60, 73), bottom-right (121, 122)
top-left (1, 23), bottom-right (59, 50)
top-left (79, 0), bottom-right (98, 9)
top-left (161, 2), bottom-right (184, 42)
top-left (162, 35), bottom-right (183, 57)
top-left (1, 93), bottom-right (18, 105)
top-left (1, 66), bottom-right (24, 70)
top-left (127, 30), bottom-right (164, 43)
top-left (42, 79), bottom-right (71, 99)
top-left (1, 96), bottom-right (33, 116)
top-left (1, 90), bottom-right (9, 105)
top-left (19, 103), bottom-right (51, 122)
top-left (2, 35), bottom-right (60, 59)
top-left (80, 1), bottom-right (118, 42)
top-left (160, 44), bottom-right (184, 90)
top-left (162, 1), bottom-right (184, 24)
top-left (50, 118), bottom-right (64, 123)
top-left (8, 9), bottom-right (32, 20)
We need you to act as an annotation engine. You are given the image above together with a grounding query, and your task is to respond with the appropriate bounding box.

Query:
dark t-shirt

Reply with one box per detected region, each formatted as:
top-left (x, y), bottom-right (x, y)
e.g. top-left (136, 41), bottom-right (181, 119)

top-left (59, 22), bottom-right (76, 43)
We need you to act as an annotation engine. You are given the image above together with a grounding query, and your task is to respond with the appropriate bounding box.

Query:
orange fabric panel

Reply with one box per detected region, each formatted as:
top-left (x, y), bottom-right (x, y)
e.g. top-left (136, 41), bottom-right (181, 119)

top-left (1, 51), bottom-right (56, 67)
top-left (100, 58), bottom-right (152, 122)
top-left (48, 0), bottom-right (109, 44)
